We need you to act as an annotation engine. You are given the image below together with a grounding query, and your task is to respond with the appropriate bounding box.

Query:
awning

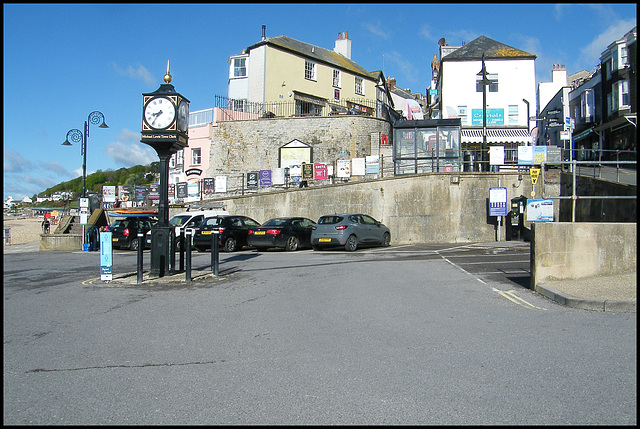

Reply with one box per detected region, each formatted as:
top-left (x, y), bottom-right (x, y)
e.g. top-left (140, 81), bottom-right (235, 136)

top-left (461, 128), bottom-right (531, 144)
top-left (594, 114), bottom-right (637, 132)
top-left (572, 126), bottom-right (598, 142)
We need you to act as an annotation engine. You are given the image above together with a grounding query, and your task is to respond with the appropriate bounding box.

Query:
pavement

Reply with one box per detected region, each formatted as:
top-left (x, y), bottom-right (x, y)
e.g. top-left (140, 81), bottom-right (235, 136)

top-left (3, 239), bottom-right (636, 313)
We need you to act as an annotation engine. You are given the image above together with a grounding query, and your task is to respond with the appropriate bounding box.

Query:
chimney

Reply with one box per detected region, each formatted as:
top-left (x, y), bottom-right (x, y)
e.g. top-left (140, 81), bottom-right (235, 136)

top-left (261, 25), bottom-right (266, 41)
top-left (387, 77), bottom-right (397, 89)
top-left (334, 30), bottom-right (351, 59)
top-left (552, 63), bottom-right (567, 85)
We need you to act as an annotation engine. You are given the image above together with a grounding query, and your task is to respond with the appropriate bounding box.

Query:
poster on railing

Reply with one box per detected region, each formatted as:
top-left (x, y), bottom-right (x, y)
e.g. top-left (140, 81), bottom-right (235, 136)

top-left (533, 146), bottom-right (547, 164)
top-left (314, 163), bottom-right (327, 180)
top-left (302, 163), bottom-right (314, 181)
top-left (366, 155), bottom-right (380, 174)
top-left (176, 182), bottom-right (188, 199)
top-left (203, 178), bottom-right (215, 196)
top-left (289, 165), bottom-right (302, 184)
top-left (215, 176), bottom-right (227, 193)
top-left (102, 185), bottom-right (116, 203)
top-left (336, 159), bottom-right (351, 178)
top-left (186, 179), bottom-right (200, 202)
top-left (352, 158), bottom-right (366, 176)
top-left (247, 172), bottom-right (259, 189)
top-left (489, 146), bottom-right (504, 166)
top-left (272, 168), bottom-right (285, 185)
top-left (259, 170), bottom-right (271, 187)
top-left (517, 145), bottom-right (533, 165)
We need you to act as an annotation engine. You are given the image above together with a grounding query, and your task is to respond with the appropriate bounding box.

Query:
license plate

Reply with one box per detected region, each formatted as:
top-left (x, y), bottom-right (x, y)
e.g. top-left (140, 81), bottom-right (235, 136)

top-left (201, 230), bottom-right (212, 235)
top-left (112, 238), bottom-right (119, 242)
top-left (254, 231), bottom-right (266, 235)
top-left (318, 238), bottom-right (331, 243)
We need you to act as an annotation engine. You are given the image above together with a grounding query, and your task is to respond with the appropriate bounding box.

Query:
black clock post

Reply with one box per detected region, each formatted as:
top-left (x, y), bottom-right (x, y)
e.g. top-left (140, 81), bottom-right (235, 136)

top-left (140, 62), bottom-right (190, 277)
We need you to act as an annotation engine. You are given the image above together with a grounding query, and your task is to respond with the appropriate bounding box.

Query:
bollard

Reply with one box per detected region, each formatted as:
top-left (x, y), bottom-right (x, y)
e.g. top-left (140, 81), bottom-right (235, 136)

top-left (211, 230), bottom-right (219, 276)
top-left (185, 229), bottom-right (192, 283)
top-left (137, 232), bottom-right (144, 284)
top-left (179, 228), bottom-right (185, 272)
top-left (4, 227), bottom-right (10, 245)
top-left (169, 231), bottom-right (176, 274)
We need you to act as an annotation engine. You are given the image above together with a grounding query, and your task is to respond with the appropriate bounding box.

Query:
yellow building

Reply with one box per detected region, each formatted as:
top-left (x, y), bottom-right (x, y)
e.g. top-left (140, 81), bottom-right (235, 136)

top-left (228, 28), bottom-right (381, 117)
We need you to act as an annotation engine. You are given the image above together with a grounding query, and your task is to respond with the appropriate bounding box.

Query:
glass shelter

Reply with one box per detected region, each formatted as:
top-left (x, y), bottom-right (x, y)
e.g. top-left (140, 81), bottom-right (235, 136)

top-left (393, 119), bottom-right (462, 175)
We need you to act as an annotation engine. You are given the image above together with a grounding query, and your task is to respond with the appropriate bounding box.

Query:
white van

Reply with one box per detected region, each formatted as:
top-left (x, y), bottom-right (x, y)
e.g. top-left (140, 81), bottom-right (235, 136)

top-left (145, 209), bottom-right (229, 248)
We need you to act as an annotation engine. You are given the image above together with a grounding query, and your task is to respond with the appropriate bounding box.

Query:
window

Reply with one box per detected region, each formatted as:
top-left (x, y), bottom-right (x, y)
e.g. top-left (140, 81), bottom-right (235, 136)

top-left (620, 80), bottom-right (630, 106)
top-left (333, 69), bottom-right (341, 88)
top-left (458, 106), bottom-right (467, 124)
top-left (355, 76), bottom-right (364, 95)
top-left (192, 148), bottom-right (201, 165)
top-left (508, 105), bottom-right (518, 124)
top-left (304, 60), bottom-right (316, 81)
top-left (233, 58), bottom-right (246, 77)
top-left (169, 154), bottom-right (176, 168)
top-left (581, 89), bottom-right (594, 122)
top-left (476, 74), bottom-right (498, 92)
top-left (621, 46), bottom-right (628, 67)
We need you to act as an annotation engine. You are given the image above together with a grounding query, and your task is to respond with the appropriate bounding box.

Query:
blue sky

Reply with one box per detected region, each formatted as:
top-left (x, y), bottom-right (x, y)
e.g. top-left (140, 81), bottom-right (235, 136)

top-left (3, 3), bottom-right (636, 201)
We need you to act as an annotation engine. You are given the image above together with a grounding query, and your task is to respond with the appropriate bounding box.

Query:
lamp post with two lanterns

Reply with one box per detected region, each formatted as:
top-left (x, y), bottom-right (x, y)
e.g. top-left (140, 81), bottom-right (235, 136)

top-left (62, 110), bottom-right (109, 199)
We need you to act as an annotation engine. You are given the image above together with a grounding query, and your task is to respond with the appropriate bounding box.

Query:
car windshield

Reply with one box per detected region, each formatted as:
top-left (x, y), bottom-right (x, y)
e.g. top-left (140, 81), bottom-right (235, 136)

top-left (170, 215), bottom-right (191, 227)
top-left (262, 218), bottom-right (289, 227)
top-left (318, 215), bottom-right (343, 225)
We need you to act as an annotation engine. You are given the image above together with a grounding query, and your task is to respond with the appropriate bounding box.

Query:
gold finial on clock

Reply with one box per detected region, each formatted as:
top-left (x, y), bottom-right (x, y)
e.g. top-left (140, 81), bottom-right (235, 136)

top-left (163, 60), bottom-right (172, 83)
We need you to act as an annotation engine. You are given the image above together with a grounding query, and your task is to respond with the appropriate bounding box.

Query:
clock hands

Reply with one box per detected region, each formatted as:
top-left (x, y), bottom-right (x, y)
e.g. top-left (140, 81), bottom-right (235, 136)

top-left (150, 109), bottom-right (163, 126)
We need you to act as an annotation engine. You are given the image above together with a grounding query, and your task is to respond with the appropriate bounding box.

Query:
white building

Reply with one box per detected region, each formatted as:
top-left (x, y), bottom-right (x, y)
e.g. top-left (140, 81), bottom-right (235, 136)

top-left (434, 35), bottom-right (537, 167)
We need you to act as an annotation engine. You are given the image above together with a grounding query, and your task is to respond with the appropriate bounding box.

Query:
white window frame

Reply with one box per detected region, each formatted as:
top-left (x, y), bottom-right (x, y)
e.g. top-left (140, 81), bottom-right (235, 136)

top-left (619, 80), bottom-right (630, 107)
top-left (508, 105), bottom-right (518, 124)
top-left (355, 76), bottom-right (364, 95)
top-left (457, 105), bottom-right (467, 124)
top-left (305, 60), bottom-right (316, 81)
top-left (333, 69), bottom-right (341, 88)
top-left (233, 58), bottom-right (246, 77)
top-left (476, 73), bottom-right (498, 92)
top-left (192, 148), bottom-right (201, 165)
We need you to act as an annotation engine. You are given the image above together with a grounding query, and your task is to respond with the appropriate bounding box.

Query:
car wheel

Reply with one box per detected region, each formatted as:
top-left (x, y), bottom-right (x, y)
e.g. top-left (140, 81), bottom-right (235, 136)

top-left (381, 232), bottom-right (391, 247)
top-left (223, 237), bottom-right (237, 252)
top-left (285, 235), bottom-right (299, 251)
top-left (129, 238), bottom-right (139, 251)
top-left (344, 235), bottom-right (358, 251)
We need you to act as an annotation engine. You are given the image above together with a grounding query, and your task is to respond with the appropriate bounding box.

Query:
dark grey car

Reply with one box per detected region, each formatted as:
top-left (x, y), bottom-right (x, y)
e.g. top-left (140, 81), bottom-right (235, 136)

top-left (310, 213), bottom-right (391, 251)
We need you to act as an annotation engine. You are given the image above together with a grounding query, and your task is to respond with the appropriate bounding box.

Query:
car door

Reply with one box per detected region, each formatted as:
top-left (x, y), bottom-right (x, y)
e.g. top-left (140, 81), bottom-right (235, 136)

top-left (297, 218), bottom-right (316, 246)
top-left (360, 214), bottom-right (380, 243)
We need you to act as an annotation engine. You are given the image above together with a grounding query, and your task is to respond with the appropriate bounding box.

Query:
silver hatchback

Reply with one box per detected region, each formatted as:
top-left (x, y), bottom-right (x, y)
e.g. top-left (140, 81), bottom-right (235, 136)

top-left (311, 213), bottom-right (391, 251)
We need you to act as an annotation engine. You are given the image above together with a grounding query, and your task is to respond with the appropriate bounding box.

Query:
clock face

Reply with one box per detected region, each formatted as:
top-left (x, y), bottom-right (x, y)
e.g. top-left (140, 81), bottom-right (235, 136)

top-left (178, 100), bottom-right (189, 132)
top-left (144, 97), bottom-right (176, 129)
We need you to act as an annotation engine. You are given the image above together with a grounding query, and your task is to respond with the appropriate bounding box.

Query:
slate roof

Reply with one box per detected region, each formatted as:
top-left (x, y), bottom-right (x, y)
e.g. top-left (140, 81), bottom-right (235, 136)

top-left (442, 35), bottom-right (536, 61)
top-left (246, 35), bottom-right (373, 79)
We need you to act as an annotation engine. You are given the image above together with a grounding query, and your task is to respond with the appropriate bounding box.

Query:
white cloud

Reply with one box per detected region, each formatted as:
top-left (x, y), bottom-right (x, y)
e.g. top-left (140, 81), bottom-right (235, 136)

top-left (579, 19), bottom-right (636, 67)
top-left (383, 51), bottom-right (419, 84)
top-left (105, 141), bottom-right (157, 167)
top-left (118, 128), bottom-right (142, 142)
top-left (112, 63), bottom-right (156, 86)
top-left (363, 21), bottom-right (390, 40)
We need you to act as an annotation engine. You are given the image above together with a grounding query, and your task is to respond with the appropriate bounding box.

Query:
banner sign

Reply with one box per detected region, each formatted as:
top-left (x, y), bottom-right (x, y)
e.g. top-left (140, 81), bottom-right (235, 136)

top-left (246, 172), bottom-right (259, 189)
top-left (100, 231), bottom-right (113, 281)
top-left (314, 163), bottom-right (327, 180)
top-left (203, 178), bottom-right (215, 195)
top-left (526, 199), bottom-right (554, 222)
top-left (302, 163), bottom-right (314, 180)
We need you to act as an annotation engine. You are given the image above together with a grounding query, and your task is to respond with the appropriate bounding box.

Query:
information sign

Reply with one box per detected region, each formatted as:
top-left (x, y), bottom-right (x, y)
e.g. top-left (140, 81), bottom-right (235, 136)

top-left (530, 168), bottom-right (541, 185)
top-left (489, 187), bottom-right (508, 217)
top-left (100, 231), bottom-right (113, 281)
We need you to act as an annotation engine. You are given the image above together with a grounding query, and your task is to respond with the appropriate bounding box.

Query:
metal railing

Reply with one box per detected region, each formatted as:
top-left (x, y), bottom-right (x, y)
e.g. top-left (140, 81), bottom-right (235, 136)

top-left (211, 95), bottom-right (378, 121)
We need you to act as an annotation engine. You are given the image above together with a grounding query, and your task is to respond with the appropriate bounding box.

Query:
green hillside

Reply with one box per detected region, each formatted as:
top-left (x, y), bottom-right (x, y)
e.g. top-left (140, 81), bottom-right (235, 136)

top-left (37, 162), bottom-right (160, 200)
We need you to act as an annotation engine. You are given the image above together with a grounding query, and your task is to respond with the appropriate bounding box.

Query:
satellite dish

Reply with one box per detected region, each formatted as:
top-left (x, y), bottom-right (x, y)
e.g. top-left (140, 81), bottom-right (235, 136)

top-left (438, 38), bottom-right (446, 46)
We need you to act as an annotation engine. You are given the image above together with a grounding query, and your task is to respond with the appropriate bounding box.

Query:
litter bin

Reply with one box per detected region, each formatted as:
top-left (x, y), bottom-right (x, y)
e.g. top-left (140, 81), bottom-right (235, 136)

top-left (4, 227), bottom-right (10, 245)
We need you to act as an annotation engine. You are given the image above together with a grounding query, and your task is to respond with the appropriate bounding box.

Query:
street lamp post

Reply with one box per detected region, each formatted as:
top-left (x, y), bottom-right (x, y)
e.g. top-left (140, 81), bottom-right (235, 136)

top-left (62, 111), bottom-right (109, 199)
top-left (477, 53), bottom-right (492, 171)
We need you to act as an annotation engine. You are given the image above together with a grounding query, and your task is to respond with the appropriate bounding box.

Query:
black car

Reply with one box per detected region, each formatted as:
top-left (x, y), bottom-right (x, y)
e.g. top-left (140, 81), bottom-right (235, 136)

top-left (192, 215), bottom-right (261, 252)
top-left (107, 215), bottom-right (157, 250)
top-left (247, 217), bottom-right (316, 251)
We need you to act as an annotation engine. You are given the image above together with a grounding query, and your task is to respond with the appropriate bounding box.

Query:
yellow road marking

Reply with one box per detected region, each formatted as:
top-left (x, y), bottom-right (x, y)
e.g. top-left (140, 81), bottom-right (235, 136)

top-left (493, 288), bottom-right (547, 310)
top-left (82, 278), bottom-right (100, 285)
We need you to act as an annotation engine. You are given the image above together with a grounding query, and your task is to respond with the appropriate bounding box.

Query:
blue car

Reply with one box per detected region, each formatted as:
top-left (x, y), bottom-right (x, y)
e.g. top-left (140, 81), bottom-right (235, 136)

top-left (310, 213), bottom-right (391, 251)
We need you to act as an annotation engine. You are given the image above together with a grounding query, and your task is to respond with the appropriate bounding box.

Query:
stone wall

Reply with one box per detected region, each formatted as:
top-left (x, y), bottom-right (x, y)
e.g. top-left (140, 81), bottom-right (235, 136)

top-left (208, 172), bottom-right (546, 245)
top-left (530, 222), bottom-right (637, 285)
top-left (206, 115), bottom-right (394, 192)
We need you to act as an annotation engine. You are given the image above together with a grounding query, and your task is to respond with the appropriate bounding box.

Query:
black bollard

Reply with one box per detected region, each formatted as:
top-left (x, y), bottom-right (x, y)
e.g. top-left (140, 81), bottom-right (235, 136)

top-left (185, 229), bottom-right (192, 283)
top-left (169, 230), bottom-right (175, 274)
top-left (211, 231), bottom-right (219, 276)
top-left (179, 228), bottom-right (185, 272)
top-left (136, 232), bottom-right (144, 284)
